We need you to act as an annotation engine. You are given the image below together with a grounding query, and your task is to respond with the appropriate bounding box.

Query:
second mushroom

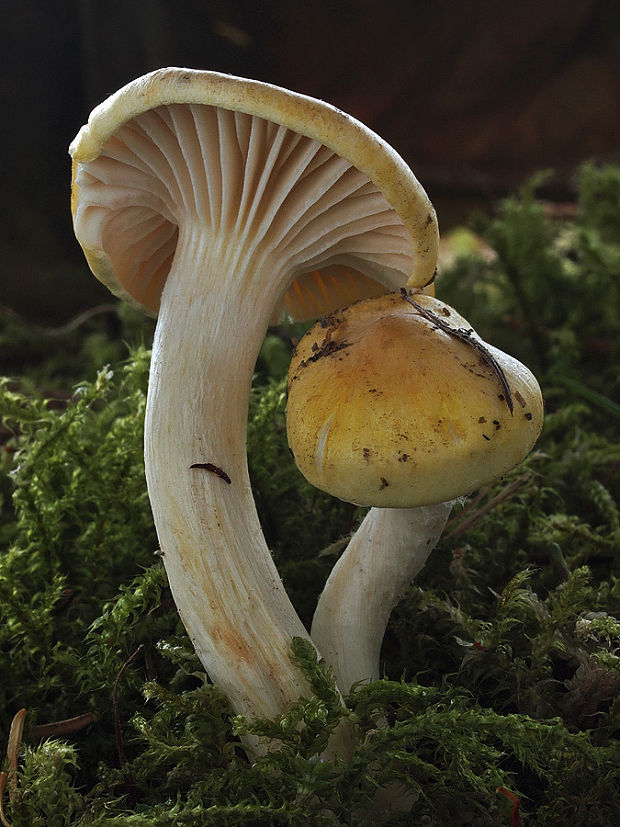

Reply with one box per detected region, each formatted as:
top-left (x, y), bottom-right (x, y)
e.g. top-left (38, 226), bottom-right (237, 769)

top-left (287, 290), bottom-right (543, 692)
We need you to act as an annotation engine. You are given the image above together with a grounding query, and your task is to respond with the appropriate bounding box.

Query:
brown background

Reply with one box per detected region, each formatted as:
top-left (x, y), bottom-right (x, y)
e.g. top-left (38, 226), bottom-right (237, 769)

top-left (1, 0), bottom-right (618, 322)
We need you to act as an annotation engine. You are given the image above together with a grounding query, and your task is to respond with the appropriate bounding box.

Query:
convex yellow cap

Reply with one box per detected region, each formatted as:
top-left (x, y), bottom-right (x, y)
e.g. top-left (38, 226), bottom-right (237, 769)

top-left (287, 290), bottom-right (544, 508)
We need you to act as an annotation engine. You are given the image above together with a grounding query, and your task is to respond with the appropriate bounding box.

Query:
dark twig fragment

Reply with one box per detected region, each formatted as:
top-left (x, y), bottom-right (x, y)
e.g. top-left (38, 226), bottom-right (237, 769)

top-left (190, 463), bottom-right (232, 484)
top-left (113, 645), bottom-right (144, 767)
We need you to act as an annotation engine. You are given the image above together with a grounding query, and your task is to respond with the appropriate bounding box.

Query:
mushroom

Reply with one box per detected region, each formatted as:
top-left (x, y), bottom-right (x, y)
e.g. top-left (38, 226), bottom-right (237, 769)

top-left (69, 68), bottom-right (439, 747)
top-left (286, 290), bottom-right (543, 691)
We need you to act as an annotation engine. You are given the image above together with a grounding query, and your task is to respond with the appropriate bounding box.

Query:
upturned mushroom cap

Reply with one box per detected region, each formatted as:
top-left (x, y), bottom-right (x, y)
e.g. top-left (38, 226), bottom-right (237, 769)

top-left (287, 290), bottom-right (543, 508)
top-left (70, 67), bottom-right (438, 320)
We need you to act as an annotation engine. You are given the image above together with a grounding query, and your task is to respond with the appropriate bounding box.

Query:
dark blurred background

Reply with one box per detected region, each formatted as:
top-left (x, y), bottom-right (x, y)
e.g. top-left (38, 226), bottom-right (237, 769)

top-left (1, 0), bottom-right (619, 323)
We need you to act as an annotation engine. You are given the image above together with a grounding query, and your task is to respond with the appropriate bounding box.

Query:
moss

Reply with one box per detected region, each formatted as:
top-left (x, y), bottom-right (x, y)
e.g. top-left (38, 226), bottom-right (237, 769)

top-left (0, 163), bottom-right (619, 824)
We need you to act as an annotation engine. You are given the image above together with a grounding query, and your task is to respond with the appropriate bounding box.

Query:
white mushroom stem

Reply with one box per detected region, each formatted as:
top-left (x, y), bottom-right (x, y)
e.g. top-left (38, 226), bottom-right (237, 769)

top-left (144, 226), bottom-right (316, 728)
top-left (311, 502), bottom-right (452, 692)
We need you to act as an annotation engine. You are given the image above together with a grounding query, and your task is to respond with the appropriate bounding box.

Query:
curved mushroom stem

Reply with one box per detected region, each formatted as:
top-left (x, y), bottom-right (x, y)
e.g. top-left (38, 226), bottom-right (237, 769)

top-left (311, 502), bottom-right (452, 692)
top-left (144, 225), bottom-right (349, 754)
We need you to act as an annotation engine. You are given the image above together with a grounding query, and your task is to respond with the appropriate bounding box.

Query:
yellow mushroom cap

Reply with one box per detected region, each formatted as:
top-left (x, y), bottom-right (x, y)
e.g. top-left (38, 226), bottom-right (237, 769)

top-left (286, 291), bottom-right (543, 507)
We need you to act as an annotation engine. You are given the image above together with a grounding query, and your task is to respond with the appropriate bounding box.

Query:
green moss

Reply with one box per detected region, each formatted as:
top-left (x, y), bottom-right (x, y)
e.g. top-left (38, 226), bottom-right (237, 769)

top-left (0, 163), bottom-right (619, 824)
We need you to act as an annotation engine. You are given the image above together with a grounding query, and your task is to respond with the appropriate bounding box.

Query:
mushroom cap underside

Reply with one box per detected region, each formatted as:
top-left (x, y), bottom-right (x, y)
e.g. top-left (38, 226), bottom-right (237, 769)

top-left (70, 68), bottom-right (438, 320)
top-left (286, 291), bottom-right (544, 507)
